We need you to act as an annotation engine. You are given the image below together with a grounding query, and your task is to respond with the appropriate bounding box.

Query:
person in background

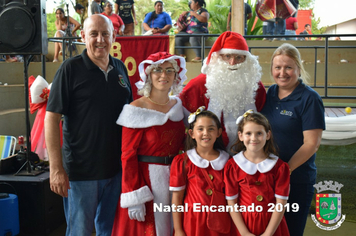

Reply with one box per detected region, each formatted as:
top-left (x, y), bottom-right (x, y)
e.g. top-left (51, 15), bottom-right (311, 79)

top-left (102, 1), bottom-right (125, 35)
top-left (115, 0), bottom-right (137, 35)
top-left (91, 0), bottom-right (103, 14)
top-left (285, 16), bottom-right (298, 40)
top-left (45, 15), bottom-right (132, 235)
top-left (267, 17), bottom-right (286, 40)
top-left (111, 52), bottom-right (187, 236)
top-left (226, 2), bottom-right (252, 35)
top-left (3, 55), bottom-right (17, 62)
top-left (180, 31), bottom-right (266, 153)
top-left (53, 8), bottom-right (81, 62)
top-left (299, 24), bottom-right (311, 40)
top-left (225, 110), bottom-right (290, 236)
top-left (143, 1), bottom-right (172, 35)
top-left (261, 43), bottom-right (325, 236)
top-left (72, 3), bottom-right (84, 37)
top-left (175, 0), bottom-right (209, 62)
top-left (290, 0), bottom-right (299, 17)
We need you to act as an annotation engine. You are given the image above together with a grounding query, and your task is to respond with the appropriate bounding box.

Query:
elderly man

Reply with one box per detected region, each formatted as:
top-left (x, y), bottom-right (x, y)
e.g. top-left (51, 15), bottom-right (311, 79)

top-left (45, 15), bottom-right (132, 236)
top-left (180, 31), bottom-right (266, 152)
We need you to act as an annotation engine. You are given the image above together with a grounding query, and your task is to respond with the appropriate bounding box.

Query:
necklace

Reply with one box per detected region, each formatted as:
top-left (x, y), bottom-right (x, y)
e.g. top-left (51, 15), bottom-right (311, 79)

top-left (147, 96), bottom-right (170, 106)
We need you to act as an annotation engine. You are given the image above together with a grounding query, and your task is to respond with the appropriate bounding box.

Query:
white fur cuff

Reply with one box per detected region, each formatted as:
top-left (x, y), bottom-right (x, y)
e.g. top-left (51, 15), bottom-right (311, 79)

top-left (120, 185), bottom-right (154, 208)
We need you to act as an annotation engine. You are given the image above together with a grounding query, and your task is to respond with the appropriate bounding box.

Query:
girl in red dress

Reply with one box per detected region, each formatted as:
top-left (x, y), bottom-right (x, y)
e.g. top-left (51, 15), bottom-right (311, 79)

top-left (224, 110), bottom-right (290, 236)
top-left (170, 107), bottom-right (235, 236)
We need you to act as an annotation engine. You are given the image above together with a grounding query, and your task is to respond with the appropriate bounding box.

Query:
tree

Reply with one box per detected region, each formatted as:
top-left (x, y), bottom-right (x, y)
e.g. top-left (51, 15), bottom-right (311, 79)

top-left (298, 0), bottom-right (315, 9)
top-left (205, 0), bottom-right (230, 34)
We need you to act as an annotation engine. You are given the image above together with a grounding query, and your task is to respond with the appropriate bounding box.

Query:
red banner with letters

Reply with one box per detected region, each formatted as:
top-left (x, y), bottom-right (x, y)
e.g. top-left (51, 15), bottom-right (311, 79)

top-left (112, 36), bottom-right (170, 100)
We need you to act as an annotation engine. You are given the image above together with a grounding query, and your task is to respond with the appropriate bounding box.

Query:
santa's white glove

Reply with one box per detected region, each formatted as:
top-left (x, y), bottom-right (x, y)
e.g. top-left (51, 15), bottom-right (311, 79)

top-left (128, 204), bottom-right (146, 222)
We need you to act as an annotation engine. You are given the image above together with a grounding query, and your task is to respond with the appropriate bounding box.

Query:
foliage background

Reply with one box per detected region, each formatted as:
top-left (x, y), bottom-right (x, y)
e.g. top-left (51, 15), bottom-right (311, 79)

top-left (47, 0), bottom-right (323, 37)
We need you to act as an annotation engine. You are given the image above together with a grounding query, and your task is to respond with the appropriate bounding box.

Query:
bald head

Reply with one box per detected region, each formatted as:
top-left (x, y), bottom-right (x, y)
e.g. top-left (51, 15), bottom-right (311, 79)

top-left (83, 14), bottom-right (114, 35)
top-left (81, 14), bottom-right (116, 69)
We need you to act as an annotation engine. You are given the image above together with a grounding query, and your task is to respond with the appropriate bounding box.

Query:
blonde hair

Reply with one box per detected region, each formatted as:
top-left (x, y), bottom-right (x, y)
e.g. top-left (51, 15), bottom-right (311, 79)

top-left (270, 43), bottom-right (310, 84)
top-left (137, 59), bottom-right (182, 97)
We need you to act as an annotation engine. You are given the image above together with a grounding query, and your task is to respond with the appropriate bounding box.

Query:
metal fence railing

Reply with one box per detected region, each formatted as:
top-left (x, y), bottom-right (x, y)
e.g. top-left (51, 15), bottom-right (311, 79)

top-left (48, 33), bottom-right (356, 101)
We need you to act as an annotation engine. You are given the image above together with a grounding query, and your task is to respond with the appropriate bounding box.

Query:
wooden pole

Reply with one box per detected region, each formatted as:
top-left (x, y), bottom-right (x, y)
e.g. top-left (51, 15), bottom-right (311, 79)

top-left (231, 0), bottom-right (244, 35)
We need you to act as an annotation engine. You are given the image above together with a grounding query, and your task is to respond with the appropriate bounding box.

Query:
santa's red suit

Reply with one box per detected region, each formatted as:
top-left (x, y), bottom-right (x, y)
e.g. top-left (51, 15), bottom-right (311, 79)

top-left (180, 73), bottom-right (266, 147)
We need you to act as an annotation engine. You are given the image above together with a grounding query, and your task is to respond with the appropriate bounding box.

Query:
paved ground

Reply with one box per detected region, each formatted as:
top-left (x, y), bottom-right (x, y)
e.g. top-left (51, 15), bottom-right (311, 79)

top-left (304, 216), bottom-right (355, 236)
top-left (50, 216), bottom-right (355, 236)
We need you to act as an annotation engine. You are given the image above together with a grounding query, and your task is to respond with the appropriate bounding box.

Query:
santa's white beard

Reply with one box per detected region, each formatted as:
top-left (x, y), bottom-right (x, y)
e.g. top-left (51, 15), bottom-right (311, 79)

top-left (205, 56), bottom-right (262, 151)
top-left (205, 56), bottom-right (261, 118)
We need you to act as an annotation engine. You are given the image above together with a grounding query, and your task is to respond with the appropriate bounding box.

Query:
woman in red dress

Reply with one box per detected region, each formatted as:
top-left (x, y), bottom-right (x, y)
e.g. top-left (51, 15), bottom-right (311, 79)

top-left (224, 111), bottom-right (290, 236)
top-left (111, 52), bottom-right (187, 236)
top-left (101, 1), bottom-right (125, 36)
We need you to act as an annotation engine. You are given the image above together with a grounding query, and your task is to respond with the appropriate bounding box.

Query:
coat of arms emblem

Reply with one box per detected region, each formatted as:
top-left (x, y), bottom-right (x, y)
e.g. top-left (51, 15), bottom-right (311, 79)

top-left (311, 180), bottom-right (346, 230)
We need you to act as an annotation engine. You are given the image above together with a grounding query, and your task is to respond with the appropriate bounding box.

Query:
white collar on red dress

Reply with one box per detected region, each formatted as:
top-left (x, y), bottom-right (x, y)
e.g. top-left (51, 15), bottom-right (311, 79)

top-left (186, 148), bottom-right (230, 170)
top-left (116, 96), bottom-right (184, 128)
top-left (232, 151), bottom-right (278, 175)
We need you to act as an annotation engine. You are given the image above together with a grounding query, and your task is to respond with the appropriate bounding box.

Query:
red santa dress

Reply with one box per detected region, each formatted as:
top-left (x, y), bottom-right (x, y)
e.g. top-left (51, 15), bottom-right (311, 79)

top-left (111, 96), bottom-right (185, 236)
top-left (224, 151), bottom-right (290, 236)
top-left (179, 73), bottom-right (266, 148)
top-left (169, 148), bottom-right (237, 236)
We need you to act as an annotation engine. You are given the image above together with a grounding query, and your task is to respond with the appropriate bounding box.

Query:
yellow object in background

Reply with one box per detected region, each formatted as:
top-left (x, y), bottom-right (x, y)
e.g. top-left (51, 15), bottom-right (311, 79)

top-left (345, 107), bottom-right (352, 114)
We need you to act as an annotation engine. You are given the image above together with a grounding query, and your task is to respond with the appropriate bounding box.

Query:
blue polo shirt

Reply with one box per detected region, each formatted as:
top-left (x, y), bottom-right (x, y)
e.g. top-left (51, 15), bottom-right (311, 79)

top-left (261, 80), bottom-right (325, 184)
top-left (144, 12), bottom-right (172, 29)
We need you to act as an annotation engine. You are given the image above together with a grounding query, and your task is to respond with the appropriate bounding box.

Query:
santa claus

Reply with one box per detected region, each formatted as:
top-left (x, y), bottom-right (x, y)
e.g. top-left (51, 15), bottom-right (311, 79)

top-left (180, 31), bottom-right (266, 151)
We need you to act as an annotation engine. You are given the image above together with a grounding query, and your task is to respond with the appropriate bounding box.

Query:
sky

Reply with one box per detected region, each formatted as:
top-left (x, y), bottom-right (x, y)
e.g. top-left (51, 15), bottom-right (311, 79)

top-left (314, 0), bottom-right (354, 27)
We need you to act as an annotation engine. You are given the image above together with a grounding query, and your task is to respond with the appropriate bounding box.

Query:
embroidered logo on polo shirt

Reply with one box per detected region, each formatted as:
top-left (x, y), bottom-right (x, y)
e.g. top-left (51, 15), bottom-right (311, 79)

top-left (118, 75), bottom-right (127, 88)
top-left (280, 110), bottom-right (293, 116)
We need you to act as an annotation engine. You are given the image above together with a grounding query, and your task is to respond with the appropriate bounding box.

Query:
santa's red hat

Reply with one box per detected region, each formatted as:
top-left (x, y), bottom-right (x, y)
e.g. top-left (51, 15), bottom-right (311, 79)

top-left (136, 52), bottom-right (187, 89)
top-left (202, 31), bottom-right (249, 73)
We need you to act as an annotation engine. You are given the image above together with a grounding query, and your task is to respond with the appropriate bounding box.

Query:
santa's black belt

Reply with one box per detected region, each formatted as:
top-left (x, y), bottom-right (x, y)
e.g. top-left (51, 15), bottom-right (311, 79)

top-left (138, 155), bottom-right (174, 165)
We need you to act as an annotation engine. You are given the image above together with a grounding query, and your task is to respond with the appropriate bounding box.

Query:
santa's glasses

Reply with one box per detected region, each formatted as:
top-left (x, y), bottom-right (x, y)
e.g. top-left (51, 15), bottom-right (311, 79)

top-left (151, 67), bottom-right (176, 75)
top-left (220, 54), bottom-right (246, 64)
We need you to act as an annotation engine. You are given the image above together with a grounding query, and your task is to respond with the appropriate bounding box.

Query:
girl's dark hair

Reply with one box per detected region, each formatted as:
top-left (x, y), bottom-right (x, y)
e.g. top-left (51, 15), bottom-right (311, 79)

top-left (230, 112), bottom-right (278, 157)
top-left (185, 110), bottom-right (226, 152)
top-left (193, 0), bottom-right (206, 8)
top-left (56, 8), bottom-right (65, 15)
top-left (148, 1), bottom-right (163, 24)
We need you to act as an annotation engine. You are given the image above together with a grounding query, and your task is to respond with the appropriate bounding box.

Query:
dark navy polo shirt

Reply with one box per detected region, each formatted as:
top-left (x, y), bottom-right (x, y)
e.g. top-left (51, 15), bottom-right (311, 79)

top-left (261, 80), bottom-right (325, 184)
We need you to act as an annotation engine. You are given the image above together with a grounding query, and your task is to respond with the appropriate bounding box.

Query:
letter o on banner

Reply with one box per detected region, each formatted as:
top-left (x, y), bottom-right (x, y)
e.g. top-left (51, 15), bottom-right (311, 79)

top-left (125, 56), bottom-right (136, 77)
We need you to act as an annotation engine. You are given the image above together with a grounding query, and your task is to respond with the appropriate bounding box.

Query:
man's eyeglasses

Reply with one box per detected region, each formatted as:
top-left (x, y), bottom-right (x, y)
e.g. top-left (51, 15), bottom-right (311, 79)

top-left (151, 68), bottom-right (176, 75)
top-left (220, 54), bottom-right (246, 63)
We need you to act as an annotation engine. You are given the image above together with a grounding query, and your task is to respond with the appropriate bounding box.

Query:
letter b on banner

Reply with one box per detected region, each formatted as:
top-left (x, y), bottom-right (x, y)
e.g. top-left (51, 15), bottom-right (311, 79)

top-left (0, 0), bottom-right (48, 55)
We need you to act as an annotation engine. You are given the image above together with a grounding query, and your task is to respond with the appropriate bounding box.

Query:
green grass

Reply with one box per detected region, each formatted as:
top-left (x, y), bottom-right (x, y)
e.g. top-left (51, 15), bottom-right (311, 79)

top-left (310, 143), bottom-right (356, 222)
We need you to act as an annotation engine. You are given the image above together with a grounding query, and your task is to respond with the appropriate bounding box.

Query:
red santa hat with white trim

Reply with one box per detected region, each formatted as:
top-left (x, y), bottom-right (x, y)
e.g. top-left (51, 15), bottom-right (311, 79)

top-left (201, 31), bottom-right (250, 74)
top-left (136, 52), bottom-right (187, 90)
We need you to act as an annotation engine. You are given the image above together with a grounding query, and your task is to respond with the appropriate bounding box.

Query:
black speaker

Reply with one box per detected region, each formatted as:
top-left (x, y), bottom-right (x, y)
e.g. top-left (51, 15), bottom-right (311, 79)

top-left (0, 0), bottom-right (48, 55)
top-left (0, 172), bottom-right (65, 235)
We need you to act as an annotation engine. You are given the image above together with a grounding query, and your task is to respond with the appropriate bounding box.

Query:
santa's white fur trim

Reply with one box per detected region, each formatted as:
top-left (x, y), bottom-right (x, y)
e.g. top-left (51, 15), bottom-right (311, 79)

top-left (116, 97), bottom-right (184, 128)
top-left (219, 49), bottom-right (250, 56)
top-left (149, 164), bottom-right (171, 236)
top-left (120, 185), bottom-right (154, 208)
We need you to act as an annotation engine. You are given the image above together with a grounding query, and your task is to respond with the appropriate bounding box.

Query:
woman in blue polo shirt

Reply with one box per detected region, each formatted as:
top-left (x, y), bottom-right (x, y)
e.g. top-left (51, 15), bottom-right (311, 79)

top-left (143, 1), bottom-right (172, 35)
top-left (261, 43), bottom-right (325, 236)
